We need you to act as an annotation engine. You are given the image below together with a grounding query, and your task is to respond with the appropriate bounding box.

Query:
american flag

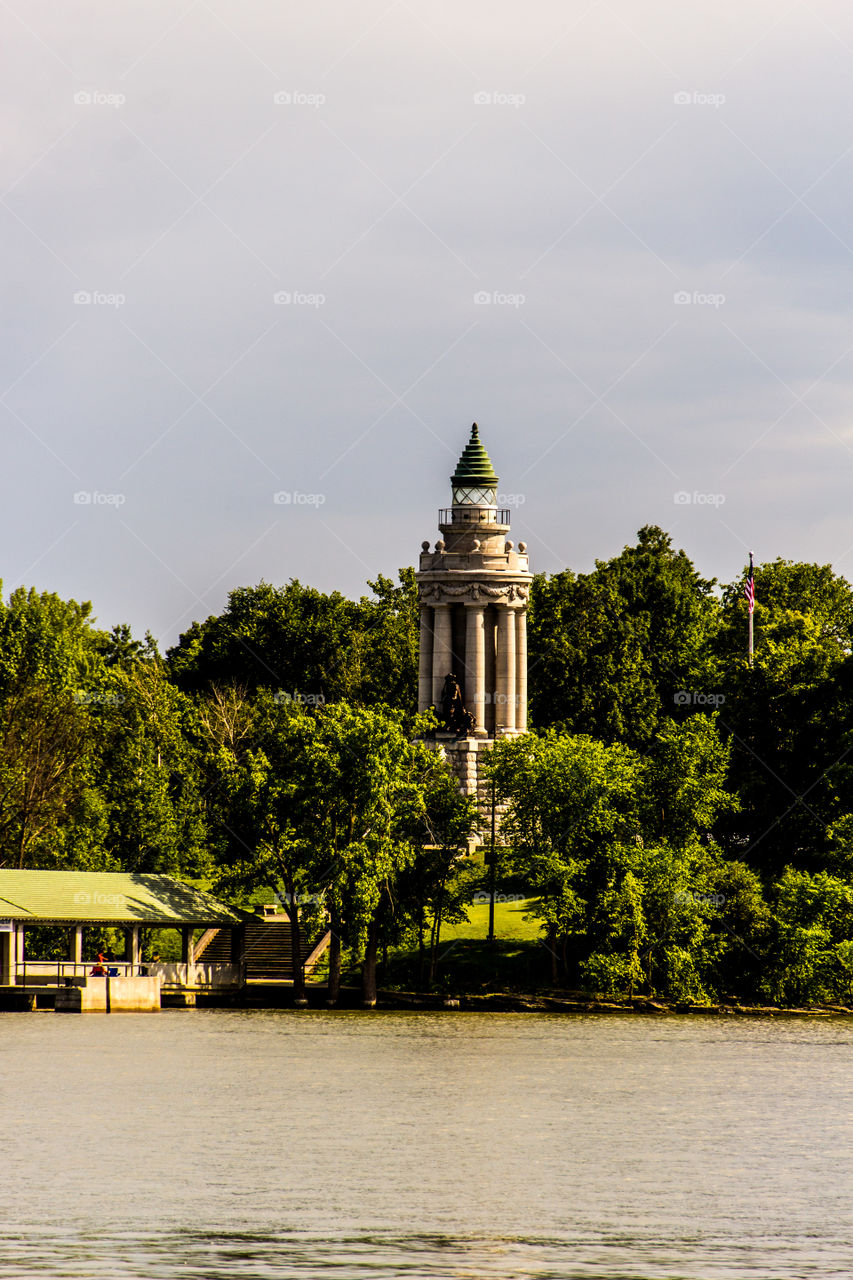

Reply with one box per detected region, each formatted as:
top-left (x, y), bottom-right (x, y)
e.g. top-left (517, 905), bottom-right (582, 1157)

top-left (744, 552), bottom-right (755, 614)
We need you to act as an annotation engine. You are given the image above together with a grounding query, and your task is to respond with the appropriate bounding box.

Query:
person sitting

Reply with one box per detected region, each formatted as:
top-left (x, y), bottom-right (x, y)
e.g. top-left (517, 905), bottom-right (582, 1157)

top-left (90, 952), bottom-right (107, 976)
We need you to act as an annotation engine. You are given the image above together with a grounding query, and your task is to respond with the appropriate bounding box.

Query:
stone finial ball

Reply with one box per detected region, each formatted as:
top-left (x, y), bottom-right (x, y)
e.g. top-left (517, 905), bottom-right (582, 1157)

top-left (518, 541), bottom-right (527, 553)
top-left (421, 540), bottom-right (430, 551)
top-left (505, 540), bottom-right (514, 552)
top-left (472, 538), bottom-right (481, 551)
top-left (435, 540), bottom-right (445, 552)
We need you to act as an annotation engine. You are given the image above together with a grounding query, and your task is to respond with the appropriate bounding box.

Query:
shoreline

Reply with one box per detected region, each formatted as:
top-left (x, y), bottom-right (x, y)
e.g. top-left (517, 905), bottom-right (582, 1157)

top-left (370, 990), bottom-right (853, 1016)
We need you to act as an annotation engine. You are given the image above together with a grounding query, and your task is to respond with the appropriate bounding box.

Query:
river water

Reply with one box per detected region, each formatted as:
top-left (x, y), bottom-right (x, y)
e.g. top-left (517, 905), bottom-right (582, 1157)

top-left (0, 1010), bottom-right (851, 1279)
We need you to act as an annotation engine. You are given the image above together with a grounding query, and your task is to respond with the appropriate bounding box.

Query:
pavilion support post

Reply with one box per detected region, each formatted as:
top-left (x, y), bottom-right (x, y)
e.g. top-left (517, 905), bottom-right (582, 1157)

top-left (69, 925), bottom-right (83, 981)
top-left (124, 926), bottom-right (141, 972)
top-left (0, 928), bottom-right (11, 986)
top-left (181, 925), bottom-right (195, 968)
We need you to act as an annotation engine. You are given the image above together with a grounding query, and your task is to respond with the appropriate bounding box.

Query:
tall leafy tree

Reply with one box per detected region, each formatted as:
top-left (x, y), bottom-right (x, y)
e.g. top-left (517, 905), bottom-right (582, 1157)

top-left (714, 559), bottom-right (853, 876)
top-left (167, 572), bottom-right (418, 713)
top-left (529, 527), bottom-right (720, 746)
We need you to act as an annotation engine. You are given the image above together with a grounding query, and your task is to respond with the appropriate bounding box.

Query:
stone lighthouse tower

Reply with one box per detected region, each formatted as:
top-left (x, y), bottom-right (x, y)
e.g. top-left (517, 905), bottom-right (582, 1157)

top-left (416, 423), bottom-right (532, 799)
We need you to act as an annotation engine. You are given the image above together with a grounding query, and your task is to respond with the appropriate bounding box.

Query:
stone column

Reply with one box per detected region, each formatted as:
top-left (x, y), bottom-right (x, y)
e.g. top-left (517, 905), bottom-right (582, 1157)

top-left (515, 607), bottom-right (528, 732)
top-left (496, 605), bottom-right (517, 734)
top-left (431, 603), bottom-right (453, 708)
top-left (484, 608), bottom-right (497, 737)
top-left (418, 604), bottom-right (434, 713)
top-left (464, 603), bottom-right (487, 737)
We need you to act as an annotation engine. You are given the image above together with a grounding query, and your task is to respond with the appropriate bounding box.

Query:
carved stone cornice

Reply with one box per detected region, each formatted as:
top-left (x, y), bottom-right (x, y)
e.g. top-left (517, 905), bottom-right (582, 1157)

top-left (418, 580), bottom-right (530, 605)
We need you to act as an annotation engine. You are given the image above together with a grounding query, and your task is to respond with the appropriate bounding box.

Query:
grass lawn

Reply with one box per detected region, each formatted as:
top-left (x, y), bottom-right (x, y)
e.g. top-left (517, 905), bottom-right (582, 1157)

top-left (366, 898), bottom-right (551, 993)
top-left (439, 897), bottom-right (544, 943)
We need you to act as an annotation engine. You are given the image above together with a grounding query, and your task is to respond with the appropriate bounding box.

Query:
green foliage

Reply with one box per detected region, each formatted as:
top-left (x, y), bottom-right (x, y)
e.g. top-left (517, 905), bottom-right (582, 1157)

top-left (761, 869), bottom-right (853, 1005)
top-left (715, 559), bottom-right (853, 875)
top-left (10, 534), bottom-right (853, 1008)
top-left (166, 571), bottom-right (418, 713)
top-left (486, 723), bottom-right (760, 1001)
top-left (529, 526), bottom-right (719, 746)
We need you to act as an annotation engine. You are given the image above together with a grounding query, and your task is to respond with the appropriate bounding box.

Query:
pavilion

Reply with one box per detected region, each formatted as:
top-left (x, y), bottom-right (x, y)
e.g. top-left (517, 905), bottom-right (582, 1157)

top-left (0, 869), bottom-right (248, 1006)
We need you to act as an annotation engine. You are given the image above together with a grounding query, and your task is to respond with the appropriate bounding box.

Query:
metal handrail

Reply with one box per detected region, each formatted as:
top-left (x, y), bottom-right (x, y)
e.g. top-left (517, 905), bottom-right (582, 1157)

top-left (19, 959), bottom-right (147, 984)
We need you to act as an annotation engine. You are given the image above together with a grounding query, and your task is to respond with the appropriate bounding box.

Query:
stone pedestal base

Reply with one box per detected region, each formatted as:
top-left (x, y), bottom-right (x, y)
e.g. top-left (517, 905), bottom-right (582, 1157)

top-left (433, 736), bottom-right (510, 847)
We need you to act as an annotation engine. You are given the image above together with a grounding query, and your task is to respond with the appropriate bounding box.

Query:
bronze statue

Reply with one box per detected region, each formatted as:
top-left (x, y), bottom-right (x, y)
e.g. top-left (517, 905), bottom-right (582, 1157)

top-left (440, 673), bottom-right (474, 737)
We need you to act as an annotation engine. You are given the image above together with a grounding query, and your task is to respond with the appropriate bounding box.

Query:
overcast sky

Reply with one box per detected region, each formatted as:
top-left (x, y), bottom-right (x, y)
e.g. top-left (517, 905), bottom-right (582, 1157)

top-left (5, 0), bottom-right (853, 644)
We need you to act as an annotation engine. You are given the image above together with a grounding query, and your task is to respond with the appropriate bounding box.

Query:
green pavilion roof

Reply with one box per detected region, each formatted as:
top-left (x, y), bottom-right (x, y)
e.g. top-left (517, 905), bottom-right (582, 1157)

top-left (450, 423), bottom-right (499, 487)
top-left (0, 871), bottom-right (245, 926)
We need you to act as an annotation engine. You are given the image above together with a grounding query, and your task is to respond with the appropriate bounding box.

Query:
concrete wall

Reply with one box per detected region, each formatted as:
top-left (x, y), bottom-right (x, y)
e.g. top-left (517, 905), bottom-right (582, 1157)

top-left (148, 962), bottom-right (241, 988)
top-left (55, 976), bottom-right (161, 1013)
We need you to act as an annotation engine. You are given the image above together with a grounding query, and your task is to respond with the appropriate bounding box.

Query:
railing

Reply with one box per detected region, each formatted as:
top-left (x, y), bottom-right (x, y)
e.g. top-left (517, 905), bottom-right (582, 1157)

top-left (14, 959), bottom-right (242, 989)
top-left (438, 508), bottom-right (511, 527)
top-left (15, 959), bottom-right (148, 986)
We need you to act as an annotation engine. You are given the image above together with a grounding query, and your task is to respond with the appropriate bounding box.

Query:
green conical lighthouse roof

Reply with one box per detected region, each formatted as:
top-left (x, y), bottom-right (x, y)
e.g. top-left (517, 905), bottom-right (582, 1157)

top-left (451, 423), bottom-right (499, 487)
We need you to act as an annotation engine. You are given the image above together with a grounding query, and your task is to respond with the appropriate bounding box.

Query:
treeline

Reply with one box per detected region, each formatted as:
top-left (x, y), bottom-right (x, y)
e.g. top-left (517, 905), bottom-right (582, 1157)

top-left (4, 526), bottom-right (853, 1005)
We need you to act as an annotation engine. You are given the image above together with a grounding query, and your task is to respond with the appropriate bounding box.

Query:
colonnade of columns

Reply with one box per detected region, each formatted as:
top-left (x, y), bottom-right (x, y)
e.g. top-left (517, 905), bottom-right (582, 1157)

top-left (418, 600), bottom-right (528, 735)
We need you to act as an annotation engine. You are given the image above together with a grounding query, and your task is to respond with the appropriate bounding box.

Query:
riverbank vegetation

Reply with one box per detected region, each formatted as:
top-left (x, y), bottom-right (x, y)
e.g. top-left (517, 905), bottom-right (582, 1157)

top-left (4, 528), bottom-right (853, 1007)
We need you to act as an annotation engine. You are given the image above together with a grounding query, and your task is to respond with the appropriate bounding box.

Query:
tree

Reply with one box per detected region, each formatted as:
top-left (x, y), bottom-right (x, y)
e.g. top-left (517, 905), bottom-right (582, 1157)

top-left (392, 761), bottom-right (480, 988)
top-left (487, 732), bottom-right (645, 985)
top-left (166, 572), bottom-right (419, 713)
top-left (0, 585), bottom-right (102, 868)
top-left (92, 660), bottom-right (209, 877)
top-left (207, 698), bottom-right (440, 1006)
top-left (489, 721), bottom-right (760, 1001)
top-left (762, 868), bottom-right (853, 1006)
top-left (529, 527), bottom-right (720, 746)
top-left (714, 560), bottom-right (853, 876)
top-left (0, 683), bottom-right (89, 867)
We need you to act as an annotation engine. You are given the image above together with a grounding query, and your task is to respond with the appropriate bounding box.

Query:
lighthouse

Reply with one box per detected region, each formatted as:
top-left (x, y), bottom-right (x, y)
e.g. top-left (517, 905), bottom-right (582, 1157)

top-left (416, 423), bottom-right (532, 800)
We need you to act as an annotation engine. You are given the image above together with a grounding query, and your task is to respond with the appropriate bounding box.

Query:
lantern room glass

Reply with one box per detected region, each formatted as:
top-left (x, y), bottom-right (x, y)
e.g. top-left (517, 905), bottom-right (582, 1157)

top-left (452, 485), bottom-right (496, 506)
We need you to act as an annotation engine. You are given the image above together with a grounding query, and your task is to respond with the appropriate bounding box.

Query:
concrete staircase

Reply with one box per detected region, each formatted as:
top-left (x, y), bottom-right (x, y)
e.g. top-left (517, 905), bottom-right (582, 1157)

top-left (196, 916), bottom-right (330, 981)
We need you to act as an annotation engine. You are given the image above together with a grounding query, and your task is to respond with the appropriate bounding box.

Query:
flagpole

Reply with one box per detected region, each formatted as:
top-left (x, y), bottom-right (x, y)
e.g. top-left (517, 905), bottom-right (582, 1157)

top-left (747, 551), bottom-right (754, 669)
top-left (748, 603), bottom-right (753, 668)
